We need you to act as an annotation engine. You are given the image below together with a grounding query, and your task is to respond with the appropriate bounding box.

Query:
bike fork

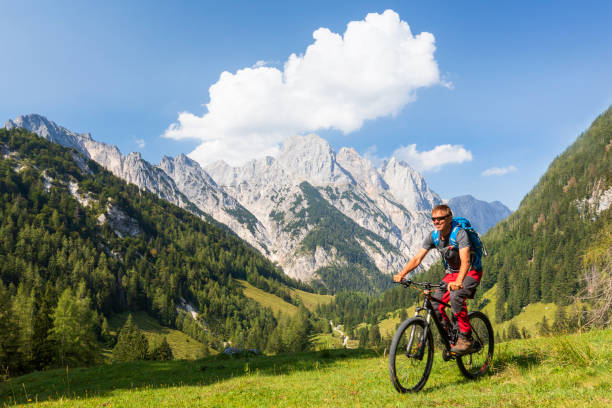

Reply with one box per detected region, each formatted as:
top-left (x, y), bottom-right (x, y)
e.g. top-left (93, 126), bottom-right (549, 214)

top-left (406, 311), bottom-right (431, 360)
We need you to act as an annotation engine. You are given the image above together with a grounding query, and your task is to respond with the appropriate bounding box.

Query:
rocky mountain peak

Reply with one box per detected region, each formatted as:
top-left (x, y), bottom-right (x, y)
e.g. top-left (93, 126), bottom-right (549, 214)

top-left (336, 147), bottom-right (388, 195)
top-left (159, 153), bottom-right (218, 188)
top-left (379, 157), bottom-right (441, 212)
top-left (205, 156), bottom-right (291, 188)
top-left (6, 114), bottom-right (89, 139)
top-left (277, 134), bottom-right (354, 186)
top-left (5, 114), bottom-right (93, 152)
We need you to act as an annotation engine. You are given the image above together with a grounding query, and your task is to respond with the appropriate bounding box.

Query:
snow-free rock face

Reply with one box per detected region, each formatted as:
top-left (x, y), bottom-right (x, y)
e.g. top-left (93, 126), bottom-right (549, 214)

top-left (205, 134), bottom-right (443, 283)
top-left (7, 114), bottom-right (512, 291)
top-left (158, 154), bottom-right (273, 255)
top-left (576, 179), bottom-right (612, 218)
top-left (380, 157), bottom-right (443, 212)
top-left (205, 154), bottom-right (322, 279)
top-left (336, 147), bottom-right (388, 196)
top-left (98, 203), bottom-right (143, 238)
top-left (276, 134), bottom-right (354, 186)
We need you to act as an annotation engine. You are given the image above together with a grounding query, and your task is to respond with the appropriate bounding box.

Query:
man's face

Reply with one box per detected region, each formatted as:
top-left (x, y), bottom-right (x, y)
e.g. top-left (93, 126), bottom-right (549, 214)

top-left (431, 210), bottom-right (452, 233)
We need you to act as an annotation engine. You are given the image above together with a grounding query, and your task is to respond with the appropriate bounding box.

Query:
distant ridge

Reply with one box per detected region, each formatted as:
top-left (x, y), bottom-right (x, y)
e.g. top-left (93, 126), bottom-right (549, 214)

top-left (447, 194), bottom-right (512, 233)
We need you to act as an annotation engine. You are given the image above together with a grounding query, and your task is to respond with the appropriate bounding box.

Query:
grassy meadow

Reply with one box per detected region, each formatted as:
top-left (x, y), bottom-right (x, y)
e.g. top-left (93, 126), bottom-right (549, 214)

top-left (2, 329), bottom-right (610, 407)
top-left (237, 280), bottom-right (299, 316)
top-left (106, 311), bottom-right (207, 360)
top-left (237, 280), bottom-right (333, 316)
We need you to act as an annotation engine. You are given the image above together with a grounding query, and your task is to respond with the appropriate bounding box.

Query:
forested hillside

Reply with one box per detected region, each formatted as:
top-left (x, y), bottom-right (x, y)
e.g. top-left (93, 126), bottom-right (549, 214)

top-left (295, 182), bottom-right (398, 293)
top-left (482, 107), bottom-right (611, 321)
top-left (0, 128), bottom-right (318, 377)
top-left (316, 107), bottom-right (612, 331)
top-left (414, 107), bottom-right (612, 322)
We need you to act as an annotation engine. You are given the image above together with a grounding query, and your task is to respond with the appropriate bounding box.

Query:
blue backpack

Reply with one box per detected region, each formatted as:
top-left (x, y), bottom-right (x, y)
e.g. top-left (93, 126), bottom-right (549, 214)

top-left (432, 217), bottom-right (487, 271)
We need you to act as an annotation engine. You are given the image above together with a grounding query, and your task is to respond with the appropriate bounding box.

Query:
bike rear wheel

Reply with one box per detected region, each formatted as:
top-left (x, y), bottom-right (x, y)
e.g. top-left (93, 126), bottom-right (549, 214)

top-left (456, 311), bottom-right (494, 379)
top-left (389, 317), bottom-right (434, 393)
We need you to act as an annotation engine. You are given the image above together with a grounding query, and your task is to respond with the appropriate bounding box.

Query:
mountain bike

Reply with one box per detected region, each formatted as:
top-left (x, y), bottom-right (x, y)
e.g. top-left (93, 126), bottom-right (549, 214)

top-left (388, 279), bottom-right (494, 393)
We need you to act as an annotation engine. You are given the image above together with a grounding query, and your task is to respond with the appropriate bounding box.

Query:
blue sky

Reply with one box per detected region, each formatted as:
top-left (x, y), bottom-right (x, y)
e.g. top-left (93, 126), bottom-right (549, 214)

top-left (1, 1), bottom-right (611, 210)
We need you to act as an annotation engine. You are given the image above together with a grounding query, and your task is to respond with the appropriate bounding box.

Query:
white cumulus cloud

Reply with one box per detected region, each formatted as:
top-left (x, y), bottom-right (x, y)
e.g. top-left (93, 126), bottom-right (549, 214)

top-left (135, 138), bottom-right (146, 149)
top-left (481, 165), bottom-right (517, 176)
top-left (392, 144), bottom-right (472, 172)
top-left (164, 9), bottom-right (444, 166)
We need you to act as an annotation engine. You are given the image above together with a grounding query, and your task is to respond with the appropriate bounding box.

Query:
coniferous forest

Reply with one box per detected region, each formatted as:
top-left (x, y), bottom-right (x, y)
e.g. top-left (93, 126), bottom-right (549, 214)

top-left (0, 128), bottom-right (319, 377)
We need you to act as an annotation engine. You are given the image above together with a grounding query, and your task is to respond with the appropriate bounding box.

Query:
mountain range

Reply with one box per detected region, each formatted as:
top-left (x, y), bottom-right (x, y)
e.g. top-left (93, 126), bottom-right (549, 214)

top-left (5, 114), bottom-right (511, 292)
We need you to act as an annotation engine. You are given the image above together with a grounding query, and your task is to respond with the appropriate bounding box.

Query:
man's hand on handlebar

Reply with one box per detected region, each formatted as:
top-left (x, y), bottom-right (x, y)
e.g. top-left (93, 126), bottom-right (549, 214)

top-left (393, 272), bottom-right (407, 283)
top-left (393, 271), bottom-right (408, 283)
top-left (448, 280), bottom-right (463, 291)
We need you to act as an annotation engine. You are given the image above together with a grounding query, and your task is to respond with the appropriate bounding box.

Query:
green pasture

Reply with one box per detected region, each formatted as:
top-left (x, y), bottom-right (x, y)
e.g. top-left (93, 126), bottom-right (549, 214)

top-left (2, 329), bottom-right (610, 407)
top-left (107, 311), bottom-right (207, 360)
top-left (237, 280), bottom-right (333, 316)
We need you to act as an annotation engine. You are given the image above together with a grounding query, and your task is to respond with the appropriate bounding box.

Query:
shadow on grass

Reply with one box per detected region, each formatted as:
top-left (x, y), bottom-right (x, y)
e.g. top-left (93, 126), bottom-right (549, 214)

top-left (0, 348), bottom-right (377, 405)
top-left (417, 346), bottom-right (544, 395)
top-left (491, 346), bottom-right (543, 372)
top-left (419, 377), bottom-right (473, 394)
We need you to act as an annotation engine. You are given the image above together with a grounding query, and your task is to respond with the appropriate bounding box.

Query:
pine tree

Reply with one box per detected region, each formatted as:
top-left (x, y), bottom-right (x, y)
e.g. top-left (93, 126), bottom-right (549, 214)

top-left (495, 270), bottom-right (508, 322)
top-left (266, 325), bottom-right (284, 354)
top-left (539, 315), bottom-right (550, 337)
top-left (112, 315), bottom-right (149, 362)
top-left (32, 285), bottom-right (57, 370)
top-left (100, 317), bottom-right (114, 347)
top-left (358, 327), bottom-right (369, 348)
top-left (282, 306), bottom-right (312, 352)
top-left (552, 305), bottom-right (568, 334)
top-left (150, 337), bottom-right (173, 361)
top-left (200, 337), bottom-right (211, 357)
top-left (506, 322), bottom-right (521, 340)
top-left (521, 327), bottom-right (530, 339)
top-left (12, 284), bottom-right (35, 369)
top-left (0, 283), bottom-right (22, 377)
top-left (368, 324), bottom-right (381, 347)
top-left (49, 287), bottom-right (100, 367)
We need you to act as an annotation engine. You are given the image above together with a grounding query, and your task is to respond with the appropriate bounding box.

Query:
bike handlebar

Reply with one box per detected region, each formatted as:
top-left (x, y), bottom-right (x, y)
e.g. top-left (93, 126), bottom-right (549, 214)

top-left (396, 279), bottom-right (445, 290)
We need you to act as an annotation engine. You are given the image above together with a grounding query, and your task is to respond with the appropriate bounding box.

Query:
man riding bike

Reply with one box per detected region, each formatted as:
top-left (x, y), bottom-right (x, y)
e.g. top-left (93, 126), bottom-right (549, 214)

top-left (393, 204), bottom-right (482, 354)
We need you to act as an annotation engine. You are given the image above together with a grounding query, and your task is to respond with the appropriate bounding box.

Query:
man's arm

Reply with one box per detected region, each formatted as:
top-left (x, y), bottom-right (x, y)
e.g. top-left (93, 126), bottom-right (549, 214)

top-left (393, 248), bottom-right (429, 282)
top-left (448, 247), bottom-right (470, 291)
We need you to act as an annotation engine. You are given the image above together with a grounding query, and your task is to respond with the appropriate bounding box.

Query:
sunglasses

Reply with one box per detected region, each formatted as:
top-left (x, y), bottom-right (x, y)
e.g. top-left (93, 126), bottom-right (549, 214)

top-left (431, 214), bottom-right (451, 222)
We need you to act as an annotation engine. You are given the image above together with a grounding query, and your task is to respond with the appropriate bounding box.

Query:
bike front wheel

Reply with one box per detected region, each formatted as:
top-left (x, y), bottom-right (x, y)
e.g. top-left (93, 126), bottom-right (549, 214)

top-left (388, 317), bottom-right (434, 393)
top-left (456, 311), bottom-right (494, 379)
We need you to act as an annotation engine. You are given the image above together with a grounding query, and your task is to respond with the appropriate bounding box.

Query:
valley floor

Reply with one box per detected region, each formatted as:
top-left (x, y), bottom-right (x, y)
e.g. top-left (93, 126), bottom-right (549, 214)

top-left (2, 329), bottom-right (611, 407)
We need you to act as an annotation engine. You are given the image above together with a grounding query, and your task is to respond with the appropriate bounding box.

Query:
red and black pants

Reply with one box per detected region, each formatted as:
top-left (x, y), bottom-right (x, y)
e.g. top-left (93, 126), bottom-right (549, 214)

top-left (432, 270), bottom-right (482, 338)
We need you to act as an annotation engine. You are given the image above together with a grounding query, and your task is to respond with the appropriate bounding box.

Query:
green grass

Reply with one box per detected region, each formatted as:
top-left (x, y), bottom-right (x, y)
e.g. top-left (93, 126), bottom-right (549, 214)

top-left (237, 280), bottom-right (333, 316)
top-left (290, 288), bottom-right (333, 311)
top-left (107, 311), bottom-right (206, 360)
top-left (2, 329), bottom-right (610, 407)
top-left (237, 280), bottom-right (299, 316)
top-left (479, 284), bottom-right (563, 338)
top-left (379, 314), bottom-right (401, 339)
top-left (310, 333), bottom-right (344, 350)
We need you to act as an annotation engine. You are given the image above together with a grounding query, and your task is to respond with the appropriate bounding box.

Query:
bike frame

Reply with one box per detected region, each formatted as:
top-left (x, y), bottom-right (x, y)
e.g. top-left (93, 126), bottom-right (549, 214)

top-left (405, 283), bottom-right (454, 360)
